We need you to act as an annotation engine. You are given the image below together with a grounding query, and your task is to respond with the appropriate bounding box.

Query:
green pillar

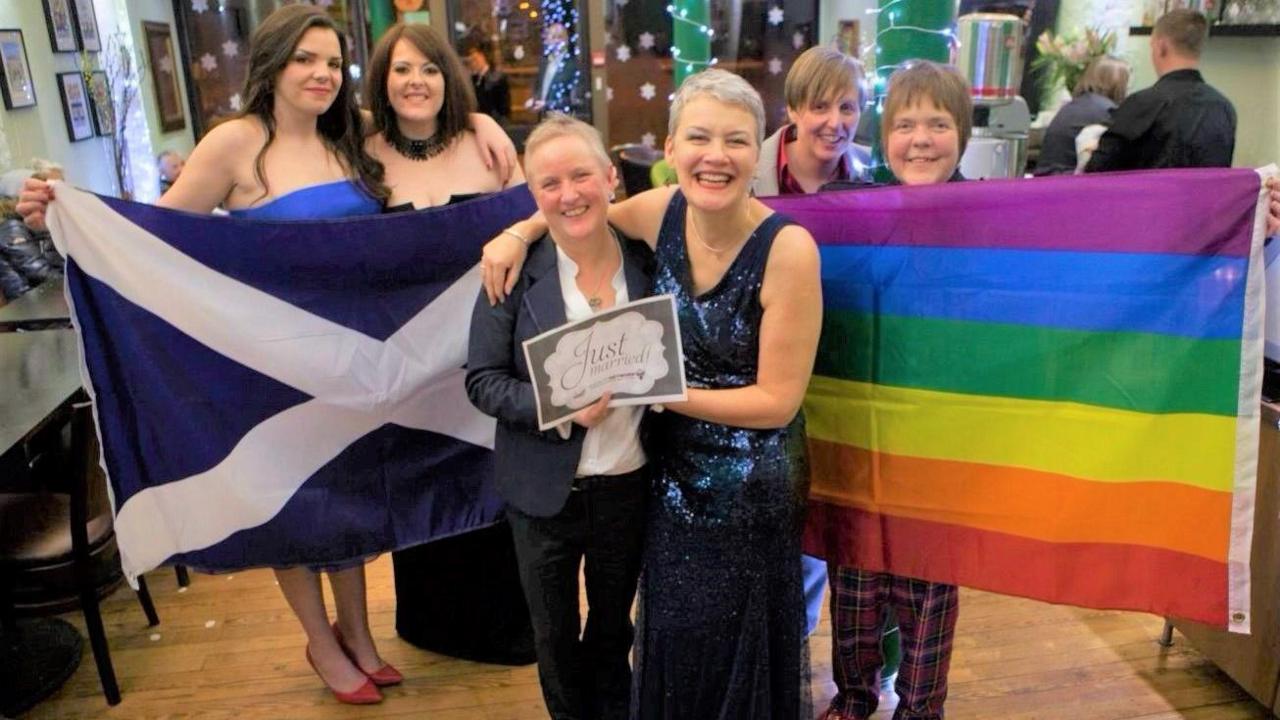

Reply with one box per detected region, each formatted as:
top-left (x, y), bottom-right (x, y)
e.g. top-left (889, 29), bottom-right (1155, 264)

top-left (369, 0), bottom-right (395, 42)
top-left (671, 0), bottom-right (711, 87)
top-left (868, 0), bottom-right (957, 180)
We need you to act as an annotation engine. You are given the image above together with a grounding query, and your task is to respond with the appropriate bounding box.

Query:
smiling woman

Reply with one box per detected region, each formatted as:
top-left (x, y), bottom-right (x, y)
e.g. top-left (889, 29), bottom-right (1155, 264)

top-left (363, 23), bottom-right (523, 211)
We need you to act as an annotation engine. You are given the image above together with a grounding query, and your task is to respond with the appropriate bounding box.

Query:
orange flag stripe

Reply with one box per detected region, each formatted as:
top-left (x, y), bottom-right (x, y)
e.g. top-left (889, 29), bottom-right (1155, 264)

top-left (808, 438), bottom-right (1231, 562)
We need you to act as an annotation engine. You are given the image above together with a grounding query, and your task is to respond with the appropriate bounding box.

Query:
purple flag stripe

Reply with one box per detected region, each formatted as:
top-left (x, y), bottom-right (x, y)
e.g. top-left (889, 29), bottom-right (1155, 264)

top-left (762, 168), bottom-right (1259, 258)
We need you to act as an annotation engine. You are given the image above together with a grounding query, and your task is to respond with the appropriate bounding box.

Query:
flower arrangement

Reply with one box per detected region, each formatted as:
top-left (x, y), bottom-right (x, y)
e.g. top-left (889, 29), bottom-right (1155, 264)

top-left (1032, 27), bottom-right (1118, 96)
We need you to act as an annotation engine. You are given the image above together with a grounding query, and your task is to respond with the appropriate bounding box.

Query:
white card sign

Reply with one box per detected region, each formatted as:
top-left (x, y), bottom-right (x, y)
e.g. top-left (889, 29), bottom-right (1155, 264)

top-left (522, 294), bottom-right (687, 431)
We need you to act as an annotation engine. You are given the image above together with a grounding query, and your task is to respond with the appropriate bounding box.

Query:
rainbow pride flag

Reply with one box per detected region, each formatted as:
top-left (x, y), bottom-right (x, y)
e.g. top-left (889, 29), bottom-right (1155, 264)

top-left (763, 168), bottom-right (1271, 631)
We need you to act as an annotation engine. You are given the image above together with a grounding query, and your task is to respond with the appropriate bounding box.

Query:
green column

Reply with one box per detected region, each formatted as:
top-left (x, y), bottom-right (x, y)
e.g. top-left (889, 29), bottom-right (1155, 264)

top-left (369, 0), bottom-right (395, 41)
top-left (868, 0), bottom-right (956, 180)
top-left (671, 0), bottom-right (710, 87)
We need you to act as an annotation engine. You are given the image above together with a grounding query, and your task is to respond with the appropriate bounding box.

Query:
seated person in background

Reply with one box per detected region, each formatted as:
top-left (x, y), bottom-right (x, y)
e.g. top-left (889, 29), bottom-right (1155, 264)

top-left (459, 35), bottom-right (510, 125)
top-left (1034, 56), bottom-right (1129, 176)
top-left (1085, 9), bottom-right (1235, 172)
top-left (157, 150), bottom-right (185, 194)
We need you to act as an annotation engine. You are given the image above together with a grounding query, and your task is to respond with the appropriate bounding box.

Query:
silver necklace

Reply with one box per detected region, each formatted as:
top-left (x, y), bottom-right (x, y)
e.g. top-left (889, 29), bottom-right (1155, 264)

top-left (687, 209), bottom-right (742, 255)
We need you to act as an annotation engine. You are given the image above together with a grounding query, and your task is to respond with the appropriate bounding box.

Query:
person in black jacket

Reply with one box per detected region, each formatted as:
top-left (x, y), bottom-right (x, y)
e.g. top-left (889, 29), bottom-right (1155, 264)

top-left (1085, 9), bottom-right (1235, 172)
top-left (0, 198), bottom-right (61, 301)
top-left (467, 115), bottom-right (652, 720)
top-left (459, 35), bottom-right (510, 125)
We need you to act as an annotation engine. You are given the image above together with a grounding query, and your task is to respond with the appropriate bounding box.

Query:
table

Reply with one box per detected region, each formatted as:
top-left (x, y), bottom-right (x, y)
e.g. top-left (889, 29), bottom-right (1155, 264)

top-left (0, 278), bottom-right (71, 332)
top-left (0, 328), bottom-right (84, 715)
top-left (0, 329), bottom-right (82, 460)
top-left (1171, 403), bottom-right (1280, 715)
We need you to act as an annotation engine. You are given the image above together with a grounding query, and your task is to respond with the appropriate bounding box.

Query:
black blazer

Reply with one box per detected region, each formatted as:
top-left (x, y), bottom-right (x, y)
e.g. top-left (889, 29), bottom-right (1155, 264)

top-left (466, 232), bottom-right (655, 517)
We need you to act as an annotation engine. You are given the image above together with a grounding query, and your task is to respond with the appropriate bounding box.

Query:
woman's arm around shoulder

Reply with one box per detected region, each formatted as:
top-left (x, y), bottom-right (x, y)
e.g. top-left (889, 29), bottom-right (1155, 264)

top-left (158, 118), bottom-right (259, 213)
top-left (671, 222), bottom-right (822, 429)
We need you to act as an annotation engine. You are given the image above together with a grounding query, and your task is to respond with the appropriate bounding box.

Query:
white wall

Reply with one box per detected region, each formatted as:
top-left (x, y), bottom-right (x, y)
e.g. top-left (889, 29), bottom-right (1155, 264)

top-left (126, 0), bottom-right (195, 160)
top-left (0, 0), bottom-right (117, 193)
top-left (818, 0), bottom-right (881, 63)
top-left (0, 0), bottom-right (194, 196)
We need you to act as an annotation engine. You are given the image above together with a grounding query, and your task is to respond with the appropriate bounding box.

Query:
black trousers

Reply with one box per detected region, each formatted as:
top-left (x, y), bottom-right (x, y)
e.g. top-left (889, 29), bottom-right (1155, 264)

top-left (507, 467), bottom-right (648, 720)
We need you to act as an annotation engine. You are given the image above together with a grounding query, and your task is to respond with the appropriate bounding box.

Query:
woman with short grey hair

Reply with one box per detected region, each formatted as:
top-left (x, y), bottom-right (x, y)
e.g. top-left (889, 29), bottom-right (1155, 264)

top-left (480, 68), bottom-right (822, 719)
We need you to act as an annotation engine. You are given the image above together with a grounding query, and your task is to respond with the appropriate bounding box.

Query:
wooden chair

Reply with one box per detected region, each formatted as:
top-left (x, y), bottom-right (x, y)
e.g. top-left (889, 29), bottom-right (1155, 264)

top-left (0, 401), bottom-right (159, 705)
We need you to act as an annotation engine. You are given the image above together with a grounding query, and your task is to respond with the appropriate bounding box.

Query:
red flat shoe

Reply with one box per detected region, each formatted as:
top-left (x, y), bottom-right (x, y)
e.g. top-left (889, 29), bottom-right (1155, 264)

top-left (305, 646), bottom-right (383, 704)
top-left (332, 622), bottom-right (404, 687)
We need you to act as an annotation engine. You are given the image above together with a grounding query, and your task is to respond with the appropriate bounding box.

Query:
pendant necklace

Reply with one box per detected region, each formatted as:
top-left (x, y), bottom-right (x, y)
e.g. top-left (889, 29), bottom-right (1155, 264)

top-left (583, 229), bottom-right (620, 311)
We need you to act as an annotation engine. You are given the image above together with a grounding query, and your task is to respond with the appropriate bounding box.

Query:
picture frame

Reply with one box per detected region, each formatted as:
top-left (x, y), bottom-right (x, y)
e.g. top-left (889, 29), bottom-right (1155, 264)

top-left (42, 0), bottom-right (78, 53)
top-left (0, 29), bottom-right (37, 110)
top-left (70, 0), bottom-right (100, 52)
top-left (87, 70), bottom-right (114, 136)
top-left (57, 71), bottom-right (95, 141)
top-left (142, 21), bottom-right (185, 132)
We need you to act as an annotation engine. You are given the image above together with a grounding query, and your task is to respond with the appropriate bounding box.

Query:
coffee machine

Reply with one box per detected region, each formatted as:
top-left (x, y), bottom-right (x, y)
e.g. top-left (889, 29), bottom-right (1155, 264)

top-left (954, 13), bottom-right (1032, 179)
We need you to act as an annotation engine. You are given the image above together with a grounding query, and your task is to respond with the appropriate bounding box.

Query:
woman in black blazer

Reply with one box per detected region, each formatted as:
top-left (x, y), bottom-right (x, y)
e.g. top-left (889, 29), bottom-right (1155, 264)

top-left (466, 114), bottom-right (653, 720)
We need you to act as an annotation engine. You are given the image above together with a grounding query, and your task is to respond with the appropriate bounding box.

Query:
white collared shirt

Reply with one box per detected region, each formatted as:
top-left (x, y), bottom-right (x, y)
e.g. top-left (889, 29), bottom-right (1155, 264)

top-left (554, 242), bottom-right (647, 477)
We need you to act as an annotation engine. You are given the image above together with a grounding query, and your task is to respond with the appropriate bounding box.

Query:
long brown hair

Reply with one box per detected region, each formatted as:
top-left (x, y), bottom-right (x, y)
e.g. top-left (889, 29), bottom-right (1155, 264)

top-left (365, 23), bottom-right (476, 147)
top-left (235, 5), bottom-right (387, 202)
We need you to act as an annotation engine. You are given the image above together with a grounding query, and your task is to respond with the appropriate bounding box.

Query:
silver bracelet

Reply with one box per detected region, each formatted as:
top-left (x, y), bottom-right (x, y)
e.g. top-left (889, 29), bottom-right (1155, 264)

top-left (501, 227), bottom-right (531, 246)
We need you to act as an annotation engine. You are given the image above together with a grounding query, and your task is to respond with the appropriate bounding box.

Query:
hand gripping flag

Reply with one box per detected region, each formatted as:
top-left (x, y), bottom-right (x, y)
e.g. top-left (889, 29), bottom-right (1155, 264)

top-left (47, 185), bottom-right (536, 581)
top-left (764, 168), bottom-right (1275, 632)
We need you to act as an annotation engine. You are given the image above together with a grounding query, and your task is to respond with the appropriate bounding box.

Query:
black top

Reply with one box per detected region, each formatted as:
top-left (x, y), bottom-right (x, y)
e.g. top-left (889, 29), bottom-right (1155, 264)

top-left (1035, 92), bottom-right (1116, 176)
top-left (383, 193), bottom-right (484, 214)
top-left (1084, 69), bottom-right (1236, 172)
top-left (472, 69), bottom-right (510, 124)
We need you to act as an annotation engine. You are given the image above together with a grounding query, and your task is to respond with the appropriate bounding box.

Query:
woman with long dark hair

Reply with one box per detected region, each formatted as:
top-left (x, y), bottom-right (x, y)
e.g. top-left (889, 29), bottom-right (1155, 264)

top-left (15, 5), bottom-right (499, 705)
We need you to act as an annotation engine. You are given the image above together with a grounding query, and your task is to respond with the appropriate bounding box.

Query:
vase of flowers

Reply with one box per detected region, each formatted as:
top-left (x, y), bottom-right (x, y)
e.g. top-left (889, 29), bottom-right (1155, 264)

top-left (1032, 27), bottom-right (1118, 97)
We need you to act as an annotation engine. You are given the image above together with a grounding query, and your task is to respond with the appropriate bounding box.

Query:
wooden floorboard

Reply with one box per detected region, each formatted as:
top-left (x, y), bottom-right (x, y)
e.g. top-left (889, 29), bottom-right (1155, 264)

top-left (17, 555), bottom-right (1273, 719)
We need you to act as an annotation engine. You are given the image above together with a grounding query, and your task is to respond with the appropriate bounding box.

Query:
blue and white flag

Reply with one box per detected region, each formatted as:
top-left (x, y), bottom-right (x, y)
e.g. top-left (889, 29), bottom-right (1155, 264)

top-left (47, 184), bottom-right (537, 581)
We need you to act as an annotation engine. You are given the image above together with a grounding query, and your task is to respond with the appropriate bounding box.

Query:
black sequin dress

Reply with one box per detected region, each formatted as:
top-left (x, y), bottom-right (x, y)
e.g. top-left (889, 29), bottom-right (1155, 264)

top-left (633, 190), bottom-right (811, 719)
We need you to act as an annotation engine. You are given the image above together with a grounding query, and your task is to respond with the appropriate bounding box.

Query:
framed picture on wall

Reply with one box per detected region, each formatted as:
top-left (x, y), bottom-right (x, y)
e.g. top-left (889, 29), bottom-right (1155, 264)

top-left (142, 22), bottom-right (185, 133)
top-left (57, 71), bottom-right (95, 141)
top-left (87, 70), bottom-right (114, 136)
top-left (70, 0), bottom-right (101, 52)
top-left (0, 29), bottom-right (37, 109)
top-left (42, 0), bottom-right (79, 52)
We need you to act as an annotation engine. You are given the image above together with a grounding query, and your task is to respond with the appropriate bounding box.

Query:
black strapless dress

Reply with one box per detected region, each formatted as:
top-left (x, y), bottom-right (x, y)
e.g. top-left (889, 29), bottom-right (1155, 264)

top-left (388, 192), bottom-right (535, 665)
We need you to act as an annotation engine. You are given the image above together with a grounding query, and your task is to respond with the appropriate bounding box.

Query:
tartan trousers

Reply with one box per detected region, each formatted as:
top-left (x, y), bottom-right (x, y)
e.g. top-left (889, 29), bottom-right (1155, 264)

top-left (823, 566), bottom-right (959, 720)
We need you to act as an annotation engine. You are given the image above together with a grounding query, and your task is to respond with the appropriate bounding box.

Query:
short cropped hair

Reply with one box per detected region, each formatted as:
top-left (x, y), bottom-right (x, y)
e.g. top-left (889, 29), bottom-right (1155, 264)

top-left (523, 113), bottom-right (612, 176)
top-left (1074, 56), bottom-right (1130, 105)
top-left (1153, 9), bottom-right (1209, 58)
top-left (668, 69), bottom-right (765, 146)
top-left (880, 61), bottom-right (974, 156)
top-left (785, 46), bottom-right (866, 111)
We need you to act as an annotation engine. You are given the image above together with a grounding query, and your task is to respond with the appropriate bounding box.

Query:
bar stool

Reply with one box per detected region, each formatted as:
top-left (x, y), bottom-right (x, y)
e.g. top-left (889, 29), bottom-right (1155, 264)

top-left (0, 401), bottom-right (159, 706)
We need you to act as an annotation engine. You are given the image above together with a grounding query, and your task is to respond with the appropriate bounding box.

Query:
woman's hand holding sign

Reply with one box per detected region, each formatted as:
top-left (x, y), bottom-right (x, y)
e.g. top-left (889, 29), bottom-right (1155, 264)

top-left (572, 392), bottom-right (612, 429)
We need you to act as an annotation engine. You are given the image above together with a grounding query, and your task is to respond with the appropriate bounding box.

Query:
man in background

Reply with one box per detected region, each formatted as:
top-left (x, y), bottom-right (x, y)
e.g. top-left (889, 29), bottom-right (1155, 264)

top-left (529, 22), bottom-right (581, 118)
top-left (460, 35), bottom-right (510, 125)
top-left (1085, 9), bottom-right (1235, 171)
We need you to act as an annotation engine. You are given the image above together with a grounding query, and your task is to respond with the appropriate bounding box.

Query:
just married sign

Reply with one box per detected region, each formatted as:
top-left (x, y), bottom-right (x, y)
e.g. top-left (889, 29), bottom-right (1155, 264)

top-left (522, 295), bottom-right (687, 431)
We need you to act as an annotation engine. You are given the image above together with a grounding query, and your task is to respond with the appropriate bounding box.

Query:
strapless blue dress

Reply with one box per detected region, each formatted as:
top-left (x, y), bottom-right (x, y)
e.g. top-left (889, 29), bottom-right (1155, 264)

top-left (229, 179), bottom-right (380, 574)
top-left (228, 179), bottom-right (380, 220)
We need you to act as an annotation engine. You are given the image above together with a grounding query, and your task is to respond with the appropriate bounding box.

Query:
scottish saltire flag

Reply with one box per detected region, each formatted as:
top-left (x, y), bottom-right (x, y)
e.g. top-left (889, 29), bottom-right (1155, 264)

top-left (765, 168), bottom-right (1274, 632)
top-left (47, 185), bottom-right (536, 581)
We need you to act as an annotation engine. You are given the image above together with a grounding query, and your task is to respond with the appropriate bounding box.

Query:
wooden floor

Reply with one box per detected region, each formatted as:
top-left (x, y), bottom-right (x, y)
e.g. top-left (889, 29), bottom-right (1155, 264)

top-left (20, 555), bottom-right (1274, 720)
